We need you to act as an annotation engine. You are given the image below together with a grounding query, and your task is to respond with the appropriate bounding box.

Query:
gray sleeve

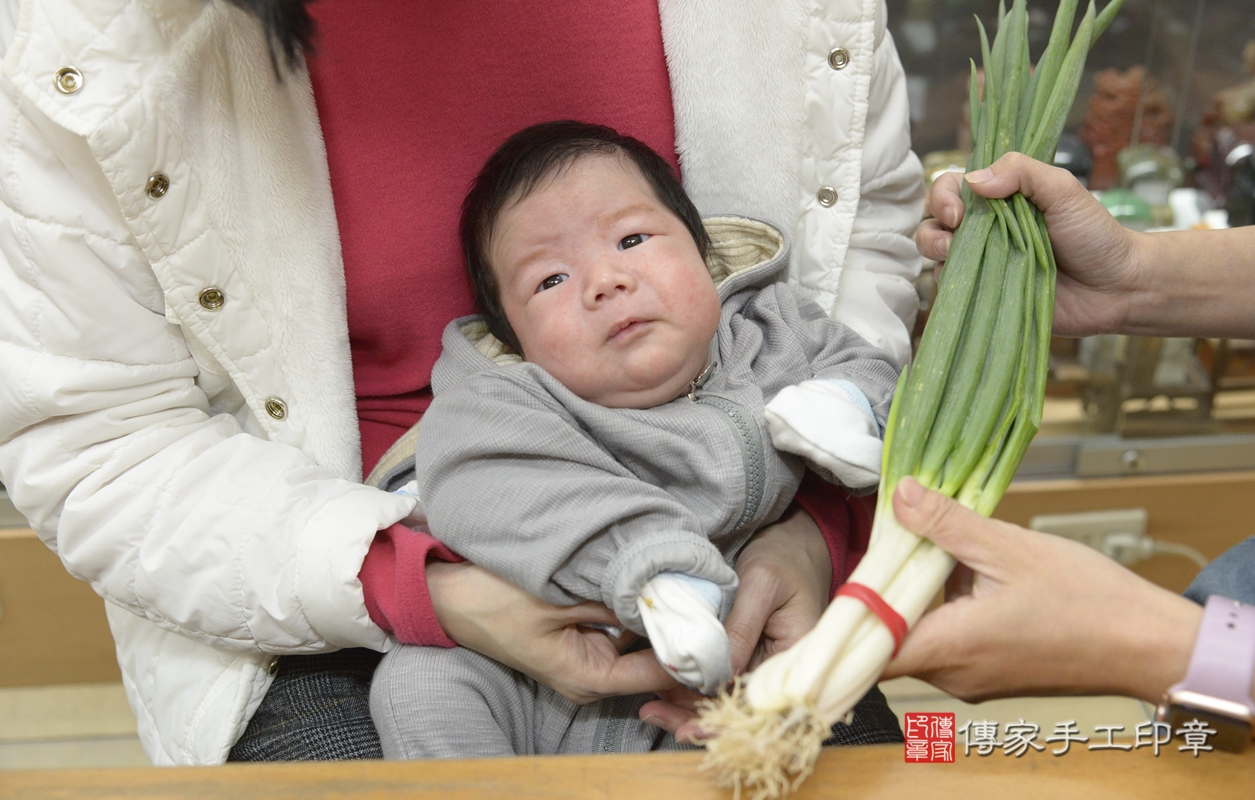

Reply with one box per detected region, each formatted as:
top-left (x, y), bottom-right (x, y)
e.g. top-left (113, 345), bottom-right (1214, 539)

top-left (736, 283), bottom-right (902, 429)
top-left (1184, 536), bottom-right (1255, 607)
top-left (415, 373), bottom-right (737, 633)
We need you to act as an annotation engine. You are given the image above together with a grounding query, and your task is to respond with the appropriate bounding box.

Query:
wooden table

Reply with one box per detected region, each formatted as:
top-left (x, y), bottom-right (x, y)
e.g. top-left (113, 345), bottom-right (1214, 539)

top-left (3, 743), bottom-right (1252, 799)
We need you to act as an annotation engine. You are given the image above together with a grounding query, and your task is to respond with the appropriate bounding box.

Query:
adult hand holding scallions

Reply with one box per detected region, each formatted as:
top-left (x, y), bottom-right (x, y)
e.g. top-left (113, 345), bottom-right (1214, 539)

top-left (697, 1), bottom-right (1126, 797)
top-left (922, 151), bottom-right (1255, 342)
top-left (882, 477), bottom-right (1204, 707)
top-left (921, 153), bottom-right (1140, 340)
top-left (892, 147), bottom-right (1255, 703)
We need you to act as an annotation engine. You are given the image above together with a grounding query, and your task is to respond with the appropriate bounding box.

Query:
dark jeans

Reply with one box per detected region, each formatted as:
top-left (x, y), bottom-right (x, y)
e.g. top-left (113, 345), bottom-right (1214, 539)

top-left (228, 649), bottom-right (384, 761)
top-left (227, 648), bottom-right (901, 761)
top-left (823, 685), bottom-right (904, 746)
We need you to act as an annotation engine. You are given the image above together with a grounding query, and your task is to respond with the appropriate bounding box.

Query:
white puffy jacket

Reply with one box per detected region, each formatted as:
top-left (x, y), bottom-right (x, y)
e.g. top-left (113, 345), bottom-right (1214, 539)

top-left (0, 0), bottom-right (922, 765)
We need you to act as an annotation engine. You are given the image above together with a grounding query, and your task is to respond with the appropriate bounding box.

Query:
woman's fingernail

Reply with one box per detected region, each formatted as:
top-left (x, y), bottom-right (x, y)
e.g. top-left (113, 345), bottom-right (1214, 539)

top-left (897, 477), bottom-right (924, 508)
top-left (945, 207), bottom-right (959, 229)
top-left (641, 714), bottom-right (663, 728)
top-left (965, 167), bottom-right (993, 185)
top-left (937, 234), bottom-right (951, 258)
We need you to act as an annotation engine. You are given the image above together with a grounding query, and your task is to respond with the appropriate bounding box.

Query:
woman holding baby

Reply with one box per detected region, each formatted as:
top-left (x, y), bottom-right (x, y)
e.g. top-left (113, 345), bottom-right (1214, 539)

top-left (0, 0), bottom-right (923, 761)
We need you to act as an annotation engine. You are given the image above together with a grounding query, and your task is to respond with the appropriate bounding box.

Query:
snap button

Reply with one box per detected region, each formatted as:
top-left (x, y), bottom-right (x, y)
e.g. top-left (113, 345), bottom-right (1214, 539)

top-left (198, 287), bottom-right (226, 311)
top-left (828, 47), bottom-right (850, 70)
top-left (264, 397), bottom-right (288, 420)
top-left (145, 173), bottom-right (170, 199)
top-left (54, 67), bottom-right (83, 94)
top-left (817, 186), bottom-right (838, 207)
top-left (267, 657), bottom-right (281, 676)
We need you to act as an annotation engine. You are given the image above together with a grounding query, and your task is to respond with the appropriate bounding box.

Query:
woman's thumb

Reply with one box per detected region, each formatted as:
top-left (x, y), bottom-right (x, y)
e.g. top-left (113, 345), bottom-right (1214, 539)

top-left (892, 478), bottom-right (1007, 568)
top-left (964, 152), bottom-right (1077, 212)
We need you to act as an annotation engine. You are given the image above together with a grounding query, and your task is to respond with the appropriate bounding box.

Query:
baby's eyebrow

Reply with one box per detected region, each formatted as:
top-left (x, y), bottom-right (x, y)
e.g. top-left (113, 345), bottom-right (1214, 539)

top-left (510, 246), bottom-right (556, 280)
top-left (596, 203), bottom-right (656, 231)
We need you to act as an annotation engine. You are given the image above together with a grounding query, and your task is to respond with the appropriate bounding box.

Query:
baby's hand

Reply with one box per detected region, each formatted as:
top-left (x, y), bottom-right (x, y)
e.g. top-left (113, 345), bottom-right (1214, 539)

top-left (764, 379), bottom-right (882, 488)
top-left (636, 573), bottom-right (733, 695)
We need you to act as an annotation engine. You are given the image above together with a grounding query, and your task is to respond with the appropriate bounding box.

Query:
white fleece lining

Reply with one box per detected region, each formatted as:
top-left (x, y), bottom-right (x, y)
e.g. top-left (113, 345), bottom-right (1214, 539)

top-left (659, 0), bottom-right (807, 238)
top-left (154, 4), bottom-right (362, 481)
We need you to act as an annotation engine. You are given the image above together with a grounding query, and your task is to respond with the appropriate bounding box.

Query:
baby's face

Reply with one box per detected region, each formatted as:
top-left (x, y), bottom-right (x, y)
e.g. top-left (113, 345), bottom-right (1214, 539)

top-left (489, 155), bottom-right (720, 408)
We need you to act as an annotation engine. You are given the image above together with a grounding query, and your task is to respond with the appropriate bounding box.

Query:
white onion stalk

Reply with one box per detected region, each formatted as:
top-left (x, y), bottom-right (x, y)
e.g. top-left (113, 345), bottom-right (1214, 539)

top-left (697, 1), bottom-right (1124, 797)
top-left (697, 474), bottom-right (953, 800)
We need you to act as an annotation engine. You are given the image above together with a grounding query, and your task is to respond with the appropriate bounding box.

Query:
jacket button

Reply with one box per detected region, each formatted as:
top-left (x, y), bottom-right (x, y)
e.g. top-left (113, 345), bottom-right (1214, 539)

top-left (146, 173), bottom-right (170, 199)
top-left (264, 397), bottom-right (288, 420)
top-left (828, 47), bottom-right (850, 70)
top-left (817, 186), bottom-right (838, 207)
top-left (198, 287), bottom-right (226, 310)
top-left (266, 657), bottom-right (281, 676)
top-left (54, 67), bottom-right (83, 94)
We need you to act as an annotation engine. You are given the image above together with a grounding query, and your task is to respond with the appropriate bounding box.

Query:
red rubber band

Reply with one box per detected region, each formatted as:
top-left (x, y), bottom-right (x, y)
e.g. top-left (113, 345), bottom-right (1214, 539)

top-left (836, 582), bottom-right (908, 658)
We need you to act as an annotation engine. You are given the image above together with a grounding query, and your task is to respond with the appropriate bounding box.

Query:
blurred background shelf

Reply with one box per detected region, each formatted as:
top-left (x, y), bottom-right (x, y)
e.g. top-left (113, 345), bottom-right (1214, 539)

top-left (0, 492), bottom-right (141, 768)
top-left (0, 515), bottom-right (120, 688)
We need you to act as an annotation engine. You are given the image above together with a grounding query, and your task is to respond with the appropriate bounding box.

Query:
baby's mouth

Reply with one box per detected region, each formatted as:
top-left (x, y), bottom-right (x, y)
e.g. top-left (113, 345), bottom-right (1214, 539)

top-left (608, 318), bottom-right (650, 342)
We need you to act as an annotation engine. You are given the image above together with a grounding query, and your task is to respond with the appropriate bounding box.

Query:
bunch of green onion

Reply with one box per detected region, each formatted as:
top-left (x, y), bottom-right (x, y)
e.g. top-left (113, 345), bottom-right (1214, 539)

top-left (699, 0), bottom-right (1124, 796)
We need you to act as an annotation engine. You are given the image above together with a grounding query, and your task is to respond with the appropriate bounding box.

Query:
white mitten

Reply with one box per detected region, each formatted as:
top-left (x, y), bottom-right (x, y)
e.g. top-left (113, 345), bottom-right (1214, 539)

top-left (636, 573), bottom-right (732, 695)
top-left (764, 379), bottom-right (882, 488)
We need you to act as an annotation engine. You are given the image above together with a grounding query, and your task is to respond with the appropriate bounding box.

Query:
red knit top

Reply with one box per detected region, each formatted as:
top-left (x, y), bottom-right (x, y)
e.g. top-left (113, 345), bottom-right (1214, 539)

top-left (307, 0), bottom-right (867, 645)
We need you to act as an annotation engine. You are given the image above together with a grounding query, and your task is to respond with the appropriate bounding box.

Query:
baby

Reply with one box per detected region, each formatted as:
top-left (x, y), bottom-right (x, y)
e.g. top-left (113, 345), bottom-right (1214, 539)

top-left (370, 121), bottom-right (899, 759)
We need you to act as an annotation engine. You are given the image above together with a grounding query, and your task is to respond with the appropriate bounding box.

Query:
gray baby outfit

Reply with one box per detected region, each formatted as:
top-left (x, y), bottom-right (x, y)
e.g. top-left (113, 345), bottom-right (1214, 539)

top-left (370, 217), bottom-right (899, 759)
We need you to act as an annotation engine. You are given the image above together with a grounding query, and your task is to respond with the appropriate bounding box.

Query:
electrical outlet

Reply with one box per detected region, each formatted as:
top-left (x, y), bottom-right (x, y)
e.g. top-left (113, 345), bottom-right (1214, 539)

top-left (1028, 508), bottom-right (1148, 551)
top-left (1028, 508), bottom-right (1209, 569)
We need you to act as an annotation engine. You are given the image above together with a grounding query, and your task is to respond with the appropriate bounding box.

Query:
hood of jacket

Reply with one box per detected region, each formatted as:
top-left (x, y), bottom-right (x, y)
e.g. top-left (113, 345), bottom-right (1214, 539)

top-left (431, 215), bottom-right (789, 393)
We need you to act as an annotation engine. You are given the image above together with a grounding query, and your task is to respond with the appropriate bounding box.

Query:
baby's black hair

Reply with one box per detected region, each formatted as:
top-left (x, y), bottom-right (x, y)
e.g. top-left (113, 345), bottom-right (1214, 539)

top-left (460, 121), bottom-right (710, 355)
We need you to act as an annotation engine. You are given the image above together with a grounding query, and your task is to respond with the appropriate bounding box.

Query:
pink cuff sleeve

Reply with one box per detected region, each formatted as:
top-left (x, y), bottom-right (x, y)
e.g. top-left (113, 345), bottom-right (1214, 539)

top-left (359, 523), bottom-right (464, 647)
top-left (792, 472), bottom-right (877, 597)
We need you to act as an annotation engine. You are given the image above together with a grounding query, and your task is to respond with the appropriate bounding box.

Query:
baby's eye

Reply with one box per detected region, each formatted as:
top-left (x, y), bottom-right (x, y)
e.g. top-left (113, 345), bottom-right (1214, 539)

top-left (618, 233), bottom-right (650, 250)
top-left (537, 273), bottom-right (568, 292)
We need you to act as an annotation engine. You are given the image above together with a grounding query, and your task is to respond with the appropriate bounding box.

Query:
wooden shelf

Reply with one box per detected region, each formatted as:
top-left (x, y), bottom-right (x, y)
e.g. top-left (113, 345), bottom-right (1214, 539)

top-left (0, 529), bottom-right (121, 687)
top-left (996, 470), bottom-right (1255, 594)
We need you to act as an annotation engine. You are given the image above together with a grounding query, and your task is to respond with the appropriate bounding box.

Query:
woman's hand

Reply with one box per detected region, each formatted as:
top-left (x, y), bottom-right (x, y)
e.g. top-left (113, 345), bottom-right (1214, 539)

top-left (638, 505), bottom-right (833, 740)
top-left (882, 478), bottom-right (1201, 704)
top-left (916, 152), bottom-right (1140, 338)
top-left (427, 561), bottom-right (676, 704)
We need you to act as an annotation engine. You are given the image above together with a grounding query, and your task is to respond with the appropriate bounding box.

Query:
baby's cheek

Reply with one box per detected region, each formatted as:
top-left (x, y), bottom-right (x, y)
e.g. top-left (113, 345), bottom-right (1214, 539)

top-left (688, 282), bottom-right (722, 338)
top-left (532, 324), bottom-right (589, 380)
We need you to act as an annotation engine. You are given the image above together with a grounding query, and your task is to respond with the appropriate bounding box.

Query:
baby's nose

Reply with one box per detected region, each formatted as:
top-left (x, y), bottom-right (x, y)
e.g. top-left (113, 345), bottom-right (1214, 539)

top-left (584, 262), bottom-right (636, 305)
